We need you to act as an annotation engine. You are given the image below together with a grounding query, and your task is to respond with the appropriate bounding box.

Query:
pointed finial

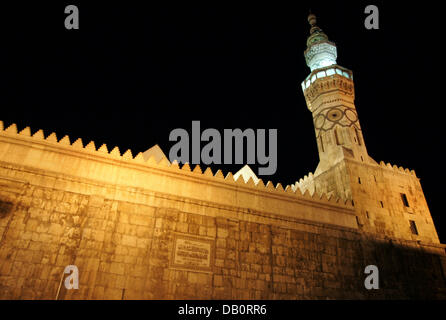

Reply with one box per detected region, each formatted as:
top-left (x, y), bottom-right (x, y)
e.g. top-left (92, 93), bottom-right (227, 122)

top-left (308, 13), bottom-right (317, 27)
top-left (305, 11), bottom-right (331, 51)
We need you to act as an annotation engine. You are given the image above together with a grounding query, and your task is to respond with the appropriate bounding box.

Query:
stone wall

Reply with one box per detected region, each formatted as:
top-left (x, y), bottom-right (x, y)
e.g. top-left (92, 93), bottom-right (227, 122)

top-left (0, 123), bottom-right (445, 299)
top-left (1, 172), bottom-right (445, 299)
top-left (296, 158), bottom-right (440, 243)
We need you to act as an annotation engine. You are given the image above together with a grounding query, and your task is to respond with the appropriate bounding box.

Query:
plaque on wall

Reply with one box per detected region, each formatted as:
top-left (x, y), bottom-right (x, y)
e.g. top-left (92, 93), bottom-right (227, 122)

top-left (170, 234), bottom-right (214, 272)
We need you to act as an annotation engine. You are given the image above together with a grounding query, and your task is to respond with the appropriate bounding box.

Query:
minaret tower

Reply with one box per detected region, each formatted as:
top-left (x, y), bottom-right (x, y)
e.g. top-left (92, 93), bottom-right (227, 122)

top-left (298, 14), bottom-right (440, 243)
top-left (302, 14), bottom-right (371, 175)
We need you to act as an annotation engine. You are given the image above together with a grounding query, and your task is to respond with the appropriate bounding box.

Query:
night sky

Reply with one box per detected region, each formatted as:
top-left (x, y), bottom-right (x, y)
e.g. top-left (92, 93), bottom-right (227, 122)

top-left (1, 2), bottom-right (444, 241)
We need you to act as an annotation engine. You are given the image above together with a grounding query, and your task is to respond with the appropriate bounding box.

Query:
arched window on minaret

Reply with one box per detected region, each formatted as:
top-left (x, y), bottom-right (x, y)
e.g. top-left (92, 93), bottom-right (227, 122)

top-left (334, 127), bottom-right (343, 145)
top-left (355, 128), bottom-right (362, 146)
top-left (319, 135), bottom-right (324, 152)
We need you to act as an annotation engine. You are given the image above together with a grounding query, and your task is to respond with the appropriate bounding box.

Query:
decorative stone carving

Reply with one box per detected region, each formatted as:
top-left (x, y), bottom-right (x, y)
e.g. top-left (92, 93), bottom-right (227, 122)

top-left (304, 75), bottom-right (355, 106)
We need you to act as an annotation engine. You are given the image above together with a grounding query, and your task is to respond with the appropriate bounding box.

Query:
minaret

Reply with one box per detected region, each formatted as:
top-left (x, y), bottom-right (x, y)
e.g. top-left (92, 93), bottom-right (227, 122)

top-left (302, 14), bottom-right (371, 175)
top-left (297, 14), bottom-right (441, 243)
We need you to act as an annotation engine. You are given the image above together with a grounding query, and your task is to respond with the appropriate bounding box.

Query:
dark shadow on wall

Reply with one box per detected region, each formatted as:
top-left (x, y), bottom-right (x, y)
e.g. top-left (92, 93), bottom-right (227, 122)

top-left (341, 239), bottom-right (446, 300)
top-left (0, 200), bottom-right (13, 219)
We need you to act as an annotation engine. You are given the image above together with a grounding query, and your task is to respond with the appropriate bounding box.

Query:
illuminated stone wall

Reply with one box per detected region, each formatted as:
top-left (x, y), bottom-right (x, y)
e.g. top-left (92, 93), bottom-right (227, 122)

top-left (296, 159), bottom-right (440, 243)
top-left (0, 123), bottom-right (445, 299)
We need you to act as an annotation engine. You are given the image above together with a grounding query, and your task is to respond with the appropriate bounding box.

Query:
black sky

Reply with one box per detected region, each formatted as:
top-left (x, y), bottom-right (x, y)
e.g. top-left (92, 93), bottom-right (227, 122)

top-left (1, 1), bottom-right (444, 241)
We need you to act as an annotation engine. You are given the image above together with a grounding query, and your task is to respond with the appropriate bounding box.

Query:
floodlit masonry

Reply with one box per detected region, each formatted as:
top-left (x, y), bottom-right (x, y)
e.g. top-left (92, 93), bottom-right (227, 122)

top-left (0, 14), bottom-right (445, 299)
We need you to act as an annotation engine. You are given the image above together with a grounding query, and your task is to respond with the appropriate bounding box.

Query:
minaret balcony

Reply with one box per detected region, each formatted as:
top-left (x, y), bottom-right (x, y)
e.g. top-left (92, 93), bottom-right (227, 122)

top-left (301, 65), bottom-right (353, 92)
top-left (302, 65), bottom-right (355, 108)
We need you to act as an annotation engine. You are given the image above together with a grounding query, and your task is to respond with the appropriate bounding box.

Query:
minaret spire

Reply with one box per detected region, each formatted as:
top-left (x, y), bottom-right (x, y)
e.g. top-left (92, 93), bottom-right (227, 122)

top-left (304, 13), bottom-right (337, 71)
top-left (308, 13), bottom-right (322, 33)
